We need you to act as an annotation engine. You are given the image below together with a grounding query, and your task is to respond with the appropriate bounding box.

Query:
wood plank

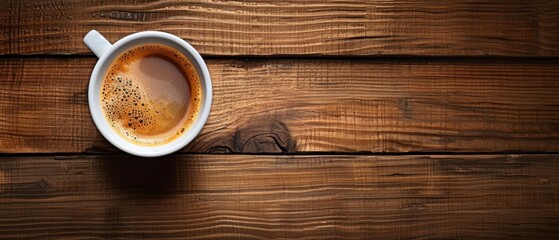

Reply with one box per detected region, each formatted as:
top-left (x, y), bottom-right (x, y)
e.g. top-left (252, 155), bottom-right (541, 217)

top-left (1, 58), bottom-right (559, 154)
top-left (1, 0), bottom-right (558, 56)
top-left (0, 154), bottom-right (558, 239)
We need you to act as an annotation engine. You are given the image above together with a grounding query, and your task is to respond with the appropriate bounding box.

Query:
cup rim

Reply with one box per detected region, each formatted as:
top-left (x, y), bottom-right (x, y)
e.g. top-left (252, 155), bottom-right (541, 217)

top-left (88, 31), bottom-right (212, 157)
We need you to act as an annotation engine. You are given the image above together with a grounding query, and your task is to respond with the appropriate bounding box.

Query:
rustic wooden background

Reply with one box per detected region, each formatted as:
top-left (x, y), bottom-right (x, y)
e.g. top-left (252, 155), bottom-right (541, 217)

top-left (1, 0), bottom-right (559, 239)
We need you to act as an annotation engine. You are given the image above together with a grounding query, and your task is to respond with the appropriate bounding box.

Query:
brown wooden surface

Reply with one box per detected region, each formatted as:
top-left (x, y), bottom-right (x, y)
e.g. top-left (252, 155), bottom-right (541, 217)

top-left (2, 0), bottom-right (559, 239)
top-left (1, 0), bottom-right (559, 56)
top-left (1, 154), bottom-right (558, 239)
top-left (1, 58), bottom-right (559, 154)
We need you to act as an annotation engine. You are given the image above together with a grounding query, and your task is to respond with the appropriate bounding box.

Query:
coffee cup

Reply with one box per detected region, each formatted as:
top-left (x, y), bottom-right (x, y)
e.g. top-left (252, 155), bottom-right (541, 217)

top-left (83, 30), bottom-right (212, 157)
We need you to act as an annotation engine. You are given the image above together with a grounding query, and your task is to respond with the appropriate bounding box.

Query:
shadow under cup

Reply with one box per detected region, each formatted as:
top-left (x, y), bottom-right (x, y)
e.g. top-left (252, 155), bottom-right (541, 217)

top-left (87, 31), bottom-right (212, 157)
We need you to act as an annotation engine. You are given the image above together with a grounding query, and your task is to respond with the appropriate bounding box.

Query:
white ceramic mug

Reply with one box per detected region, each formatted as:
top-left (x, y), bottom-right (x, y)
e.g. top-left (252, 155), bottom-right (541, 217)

top-left (83, 30), bottom-right (212, 157)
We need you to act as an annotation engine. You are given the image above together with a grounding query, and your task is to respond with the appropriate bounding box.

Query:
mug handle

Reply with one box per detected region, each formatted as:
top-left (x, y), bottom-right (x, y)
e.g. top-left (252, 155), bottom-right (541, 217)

top-left (83, 30), bottom-right (112, 58)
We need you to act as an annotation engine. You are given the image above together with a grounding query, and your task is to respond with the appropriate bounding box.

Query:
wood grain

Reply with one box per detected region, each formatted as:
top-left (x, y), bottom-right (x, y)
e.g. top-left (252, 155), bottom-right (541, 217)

top-left (1, 58), bottom-right (559, 154)
top-left (1, 0), bottom-right (558, 56)
top-left (0, 154), bottom-right (558, 239)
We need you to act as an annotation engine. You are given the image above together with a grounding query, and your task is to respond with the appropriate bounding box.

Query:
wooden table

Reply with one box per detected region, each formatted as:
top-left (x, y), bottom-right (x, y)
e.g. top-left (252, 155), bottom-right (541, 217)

top-left (1, 1), bottom-right (559, 239)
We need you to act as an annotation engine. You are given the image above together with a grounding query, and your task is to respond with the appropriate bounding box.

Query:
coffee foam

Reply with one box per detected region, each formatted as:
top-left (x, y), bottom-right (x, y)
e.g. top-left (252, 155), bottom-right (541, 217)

top-left (101, 44), bottom-right (202, 146)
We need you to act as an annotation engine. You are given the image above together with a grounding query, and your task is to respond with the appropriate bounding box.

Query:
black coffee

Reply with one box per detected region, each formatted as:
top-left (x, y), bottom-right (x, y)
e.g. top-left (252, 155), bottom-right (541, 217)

top-left (101, 44), bottom-right (201, 146)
